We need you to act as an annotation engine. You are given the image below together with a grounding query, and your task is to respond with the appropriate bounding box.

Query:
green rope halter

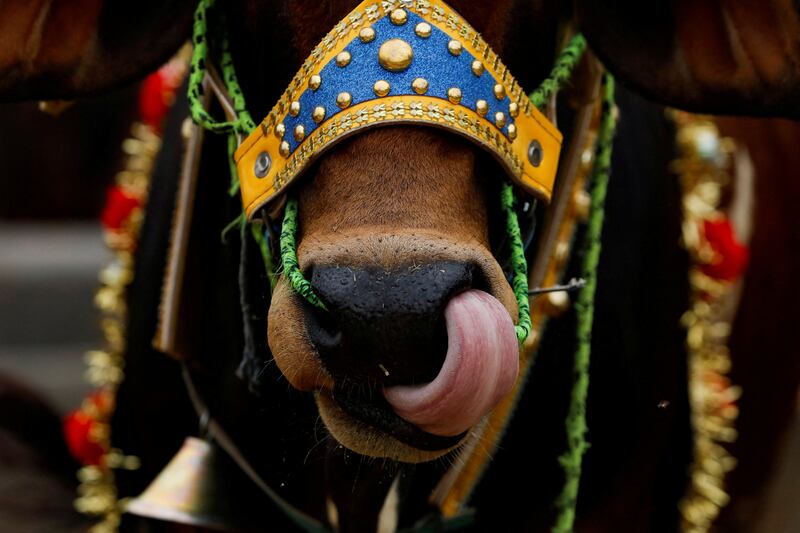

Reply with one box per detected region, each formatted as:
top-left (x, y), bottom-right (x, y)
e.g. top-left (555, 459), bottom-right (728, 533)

top-left (552, 73), bottom-right (618, 533)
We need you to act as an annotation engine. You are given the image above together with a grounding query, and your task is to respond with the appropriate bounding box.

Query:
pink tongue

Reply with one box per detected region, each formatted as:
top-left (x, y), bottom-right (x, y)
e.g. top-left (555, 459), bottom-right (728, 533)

top-left (383, 289), bottom-right (519, 437)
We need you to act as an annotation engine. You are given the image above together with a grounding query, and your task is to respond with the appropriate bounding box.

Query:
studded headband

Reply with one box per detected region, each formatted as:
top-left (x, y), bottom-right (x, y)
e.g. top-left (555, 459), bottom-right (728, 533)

top-left (234, 0), bottom-right (563, 220)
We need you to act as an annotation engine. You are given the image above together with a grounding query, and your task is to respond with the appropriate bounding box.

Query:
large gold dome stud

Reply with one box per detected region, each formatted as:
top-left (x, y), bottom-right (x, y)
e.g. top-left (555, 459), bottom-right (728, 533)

top-left (493, 83), bottom-right (505, 100)
top-left (359, 27), bottom-right (376, 43)
top-left (293, 124), bottom-right (305, 142)
top-left (378, 38), bottom-right (414, 72)
top-left (274, 123), bottom-right (285, 138)
top-left (279, 141), bottom-right (290, 158)
top-left (336, 51), bottom-right (351, 67)
top-left (471, 60), bottom-right (484, 76)
top-left (309, 75), bottom-right (321, 91)
top-left (373, 80), bottom-right (391, 97)
top-left (412, 78), bottom-right (429, 95)
top-left (390, 9), bottom-right (407, 25)
top-left (495, 112), bottom-right (506, 128)
top-left (447, 88), bottom-right (462, 104)
top-left (312, 106), bottom-right (326, 124)
top-left (336, 92), bottom-right (352, 109)
top-left (475, 99), bottom-right (488, 117)
top-left (448, 40), bottom-right (463, 56)
top-left (415, 22), bottom-right (432, 38)
top-left (509, 102), bottom-right (519, 117)
top-left (289, 101), bottom-right (301, 117)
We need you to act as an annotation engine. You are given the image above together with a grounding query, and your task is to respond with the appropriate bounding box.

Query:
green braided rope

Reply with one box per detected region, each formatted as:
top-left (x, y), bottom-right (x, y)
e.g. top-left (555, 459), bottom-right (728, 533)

top-left (529, 34), bottom-right (587, 109)
top-left (188, 0), bottom-right (255, 135)
top-left (280, 198), bottom-right (327, 310)
top-left (552, 74), bottom-right (617, 533)
top-left (500, 183), bottom-right (532, 344)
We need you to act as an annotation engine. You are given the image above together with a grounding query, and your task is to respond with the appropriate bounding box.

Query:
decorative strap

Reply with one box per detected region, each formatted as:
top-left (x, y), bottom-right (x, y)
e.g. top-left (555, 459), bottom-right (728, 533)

top-left (235, 0), bottom-right (563, 219)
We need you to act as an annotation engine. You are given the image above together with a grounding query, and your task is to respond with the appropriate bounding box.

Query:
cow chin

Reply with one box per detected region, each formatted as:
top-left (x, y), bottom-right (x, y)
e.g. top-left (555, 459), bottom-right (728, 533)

top-left (267, 230), bottom-right (518, 462)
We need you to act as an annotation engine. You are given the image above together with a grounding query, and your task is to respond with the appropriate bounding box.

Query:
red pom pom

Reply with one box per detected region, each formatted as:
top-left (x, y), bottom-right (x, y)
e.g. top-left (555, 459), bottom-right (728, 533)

top-left (63, 411), bottom-right (106, 466)
top-left (101, 186), bottom-right (142, 231)
top-left (139, 61), bottom-right (183, 131)
top-left (701, 218), bottom-right (749, 281)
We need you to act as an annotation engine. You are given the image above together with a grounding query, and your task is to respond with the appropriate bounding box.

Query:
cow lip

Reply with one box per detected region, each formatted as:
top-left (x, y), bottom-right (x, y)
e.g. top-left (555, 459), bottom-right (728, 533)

top-left (327, 385), bottom-right (466, 452)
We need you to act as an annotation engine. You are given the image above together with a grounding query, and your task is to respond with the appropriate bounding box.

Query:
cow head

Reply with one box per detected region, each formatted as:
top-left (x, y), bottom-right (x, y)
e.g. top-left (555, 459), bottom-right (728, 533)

top-left (2, 0), bottom-right (799, 467)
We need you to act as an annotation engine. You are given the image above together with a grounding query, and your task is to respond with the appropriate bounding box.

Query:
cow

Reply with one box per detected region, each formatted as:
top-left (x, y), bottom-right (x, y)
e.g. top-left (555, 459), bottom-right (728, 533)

top-left (0, 1), bottom-right (798, 532)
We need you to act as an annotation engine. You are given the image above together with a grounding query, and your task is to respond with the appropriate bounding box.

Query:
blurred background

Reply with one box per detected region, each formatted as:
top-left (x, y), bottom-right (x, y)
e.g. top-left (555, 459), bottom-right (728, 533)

top-left (0, 87), bottom-right (138, 413)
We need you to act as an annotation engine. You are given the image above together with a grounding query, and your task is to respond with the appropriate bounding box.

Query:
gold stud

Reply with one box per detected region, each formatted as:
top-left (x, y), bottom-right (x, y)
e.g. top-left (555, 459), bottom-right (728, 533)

top-left (289, 101), bottom-right (301, 117)
top-left (390, 8), bottom-right (407, 25)
top-left (411, 77), bottom-right (429, 95)
top-left (493, 83), bottom-right (505, 100)
top-left (312, 106), bottom-right (326, 124)
top-left (293, 124), bottom-right (305, 142)
top-left (336, 51), bottom-right (351, 67)
top-left (373, 80), bottom-right (390, 97)
top-left (495, 112), bottom-right (506, 128)
top-left (274, 123), bottom-right (285, 138)
top-left (336, 92), bottom-right (352, 109)
top-left (507, 123), bottom-right (517, 140)
top-left (415, 22), bottom-right (432, 38)
top-left (359, 27), bottom-right (375, 43)
top-left (509, 102), bottom-right (519, 117)
top-left (448, 40), bottom-right (463, 56)
top-left (279, 141), bottom-right (290, 157)
top-left (447, 87), bottom-right (462, 104)
top-left (378, 38), bottom-right (413, 72)
top-left (475, 99), bottom-right (488, 117)
top-left (471, 60), bottom-right (484, 76)
top-left (309, 75), bottom-right (321, 91)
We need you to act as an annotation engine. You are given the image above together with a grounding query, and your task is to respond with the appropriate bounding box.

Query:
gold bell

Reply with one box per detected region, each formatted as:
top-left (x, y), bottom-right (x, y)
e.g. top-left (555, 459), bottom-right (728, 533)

top-left (125, 437), bottom-right (257, 530)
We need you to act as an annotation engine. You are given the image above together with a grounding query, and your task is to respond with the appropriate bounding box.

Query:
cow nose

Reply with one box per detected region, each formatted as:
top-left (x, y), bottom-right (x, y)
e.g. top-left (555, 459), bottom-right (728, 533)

top-left (305, 261), bottom-right (478, 386)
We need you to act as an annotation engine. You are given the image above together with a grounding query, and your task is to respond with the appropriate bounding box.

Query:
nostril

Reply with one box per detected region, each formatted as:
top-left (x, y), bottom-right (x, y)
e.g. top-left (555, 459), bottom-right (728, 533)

top-left (304, 261), bottom-right (478, 386)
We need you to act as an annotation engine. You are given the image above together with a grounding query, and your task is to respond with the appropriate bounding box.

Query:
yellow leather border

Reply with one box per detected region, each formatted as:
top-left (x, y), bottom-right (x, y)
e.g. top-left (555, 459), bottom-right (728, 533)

top-left (235, 0), bottom-right (563, 219)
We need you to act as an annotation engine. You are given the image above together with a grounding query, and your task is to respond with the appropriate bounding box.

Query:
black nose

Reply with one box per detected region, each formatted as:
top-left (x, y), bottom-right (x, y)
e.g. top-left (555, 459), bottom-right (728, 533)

top-left (305, 261), bottom-right (478, 386)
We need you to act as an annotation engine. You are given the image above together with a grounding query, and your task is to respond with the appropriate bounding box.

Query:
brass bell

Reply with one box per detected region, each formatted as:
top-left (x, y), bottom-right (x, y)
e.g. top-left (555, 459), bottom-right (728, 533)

top-left (125, 437), bottom-right (258, 530)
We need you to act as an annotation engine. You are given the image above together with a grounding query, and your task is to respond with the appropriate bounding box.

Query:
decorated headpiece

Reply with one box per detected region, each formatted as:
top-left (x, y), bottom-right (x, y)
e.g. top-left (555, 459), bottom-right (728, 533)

top-left (235, 0), bottom-right (563, 219)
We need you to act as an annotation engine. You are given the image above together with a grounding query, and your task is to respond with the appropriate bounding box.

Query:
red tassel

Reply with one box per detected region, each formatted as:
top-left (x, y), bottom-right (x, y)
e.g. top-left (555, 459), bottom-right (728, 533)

top-left (701, 218), bottom-right (749, 281)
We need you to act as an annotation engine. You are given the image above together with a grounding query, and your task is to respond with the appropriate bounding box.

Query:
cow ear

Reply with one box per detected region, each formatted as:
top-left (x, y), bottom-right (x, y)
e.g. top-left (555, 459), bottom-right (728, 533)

top-left (0, 1), bottom-right (195, 101)
top-left (576, 1), bottom-right (800, 118)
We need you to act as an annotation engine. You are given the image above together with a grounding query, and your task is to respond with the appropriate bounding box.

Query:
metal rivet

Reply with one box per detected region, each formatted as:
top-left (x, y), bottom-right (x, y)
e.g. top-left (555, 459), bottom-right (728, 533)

top-left (373, 80), bottom-right (390, 97)
top-left (293, 124), bottom-right (305, 142)
top-left (415, 22), bottom-right (432, 38)
top-left (336, 51), bottom-right (351, 67)
top-left (279, 141), bottom-right (290, 158)
top-left (495, 111), bottom-right (506, 128)
top-left (289, 101), bottom-right (301, 117)
top-left (378, 38), bottom-right (413, 72)
top-left (475, 99), bottom-right (488, 117)
top-left (411, 77), bottom-right (428, 95)
top-left (254, 151), bottom-right (271, 178)
top-left (528, 139), bottom-right (543, 167)
top-left (509, 102), bottom-right (519, 117)
top-left (471, 60), bottom-right (484, 76)
top-left (447, 87), bottom-right (462, 104)
top-left (447, 40), bottom-right (462, 56)
top-left (312, 106), bottom-right (326, 124)
top-left (336, 92), bottom-right (352, 109)
top-left (359, 27), bottom-right (376, 43)
top-left (274, 123), bottom-right (285, 138)
top-left (390, 8), bottom-right (407, 25)
top-left (493, 83), bottom-right (505, 100)
top-left (309, 75), bottom-right (321, 91)
top-left (507, 123), bottom-right (517, 140)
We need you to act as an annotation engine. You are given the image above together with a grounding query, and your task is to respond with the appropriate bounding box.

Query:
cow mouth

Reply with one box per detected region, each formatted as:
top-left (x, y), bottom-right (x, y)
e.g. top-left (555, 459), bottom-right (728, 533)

top-left (316, 290), bottom-right (520, 462)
